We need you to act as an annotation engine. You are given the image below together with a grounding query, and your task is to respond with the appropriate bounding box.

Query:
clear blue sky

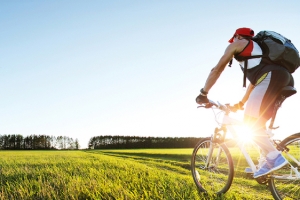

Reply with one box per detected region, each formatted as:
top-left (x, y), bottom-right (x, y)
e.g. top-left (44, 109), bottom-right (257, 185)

top-left (1, 0), bottom-right (300, 148)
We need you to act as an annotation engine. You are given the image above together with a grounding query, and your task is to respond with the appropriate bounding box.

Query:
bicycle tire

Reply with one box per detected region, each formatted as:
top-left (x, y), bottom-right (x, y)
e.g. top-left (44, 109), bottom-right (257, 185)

top-left (191, 137), bottom-right (234, 195)
top-left (268, 132), bottom-right (300, 200)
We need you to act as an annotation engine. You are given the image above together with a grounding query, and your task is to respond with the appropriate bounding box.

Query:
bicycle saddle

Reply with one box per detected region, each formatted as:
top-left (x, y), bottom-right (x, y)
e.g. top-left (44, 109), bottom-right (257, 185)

top-left (279, 86), bottom-right (297, 98)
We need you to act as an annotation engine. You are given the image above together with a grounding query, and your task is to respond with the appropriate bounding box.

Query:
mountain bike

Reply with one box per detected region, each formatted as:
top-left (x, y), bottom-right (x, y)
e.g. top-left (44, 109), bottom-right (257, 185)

top-left (191, 86), bottom-right (300, 200)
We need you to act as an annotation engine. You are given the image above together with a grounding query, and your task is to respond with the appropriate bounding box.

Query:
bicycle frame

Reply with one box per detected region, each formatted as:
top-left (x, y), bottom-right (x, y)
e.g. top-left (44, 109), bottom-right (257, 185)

top-left (205, 101), bottom-right (300, 179)
top-left (208, 103), bottom-right (258, 173)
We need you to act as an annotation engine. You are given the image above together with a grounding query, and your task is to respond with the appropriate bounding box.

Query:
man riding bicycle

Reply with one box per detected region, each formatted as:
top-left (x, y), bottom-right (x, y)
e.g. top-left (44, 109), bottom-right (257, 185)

top-left (196, 27), bottom-right (294, 178)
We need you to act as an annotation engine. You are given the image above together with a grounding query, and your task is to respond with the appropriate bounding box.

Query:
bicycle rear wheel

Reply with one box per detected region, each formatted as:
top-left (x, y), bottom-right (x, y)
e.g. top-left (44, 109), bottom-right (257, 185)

top-left (268, 133), bottom-right (300, 200)
top-left (191, 137), bottom-right (234, 195)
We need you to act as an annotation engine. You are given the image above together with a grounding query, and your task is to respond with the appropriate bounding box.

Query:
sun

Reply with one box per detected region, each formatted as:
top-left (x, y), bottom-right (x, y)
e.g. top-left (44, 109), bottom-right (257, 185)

top-left (234, 125), bottom-right (254, 143)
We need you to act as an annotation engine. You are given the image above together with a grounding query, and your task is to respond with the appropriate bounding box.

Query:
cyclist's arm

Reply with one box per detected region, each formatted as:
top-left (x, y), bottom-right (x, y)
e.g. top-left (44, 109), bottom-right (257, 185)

top-left (202, 40), bottom-right (247, 93)
top-left (241, 83), bottom-right (255, 104)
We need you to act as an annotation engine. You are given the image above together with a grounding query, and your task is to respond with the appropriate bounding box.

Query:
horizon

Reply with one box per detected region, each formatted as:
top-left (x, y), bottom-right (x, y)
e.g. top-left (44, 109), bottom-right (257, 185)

top-left (1, 1), bottom-right (300, 149)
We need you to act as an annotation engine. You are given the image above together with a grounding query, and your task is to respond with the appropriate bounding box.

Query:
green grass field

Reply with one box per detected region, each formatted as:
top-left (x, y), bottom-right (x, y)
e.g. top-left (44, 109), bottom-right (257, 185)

top-left (0, 147), bottom-right (277, 200)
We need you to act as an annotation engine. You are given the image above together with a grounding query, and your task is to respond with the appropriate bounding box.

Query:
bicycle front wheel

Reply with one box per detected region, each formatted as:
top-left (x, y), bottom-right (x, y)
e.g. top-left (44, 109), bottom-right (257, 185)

top-left (268, 133), bottom-right (300, 200)
top-left (191, 137), bottom-right (234, 195)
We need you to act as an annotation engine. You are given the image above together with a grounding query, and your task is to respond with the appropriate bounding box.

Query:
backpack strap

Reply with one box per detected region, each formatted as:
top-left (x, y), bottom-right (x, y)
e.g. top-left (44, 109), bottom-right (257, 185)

top-left (235, 39), bottom-right (266, 87)
top-left (240, 55), bottom-right (264, 87)
top-left (243, 60), bottom-right (247, 87)
top-left (228, 59), bottom-right (233, 67)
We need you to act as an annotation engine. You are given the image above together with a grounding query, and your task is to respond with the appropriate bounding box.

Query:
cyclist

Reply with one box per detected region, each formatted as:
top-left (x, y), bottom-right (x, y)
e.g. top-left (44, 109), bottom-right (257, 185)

top-left (196, 27), bottom-right (294, 178)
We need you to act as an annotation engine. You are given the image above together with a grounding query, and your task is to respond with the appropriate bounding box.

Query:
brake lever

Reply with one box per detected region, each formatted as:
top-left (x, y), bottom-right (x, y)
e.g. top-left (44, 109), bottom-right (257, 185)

top-left (197, 105), bottom-right (206, 108)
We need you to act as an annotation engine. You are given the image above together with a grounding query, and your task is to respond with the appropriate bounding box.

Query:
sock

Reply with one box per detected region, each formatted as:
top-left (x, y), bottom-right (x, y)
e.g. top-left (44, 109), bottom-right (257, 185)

top-left (267, 151), bottom-right (280, 159)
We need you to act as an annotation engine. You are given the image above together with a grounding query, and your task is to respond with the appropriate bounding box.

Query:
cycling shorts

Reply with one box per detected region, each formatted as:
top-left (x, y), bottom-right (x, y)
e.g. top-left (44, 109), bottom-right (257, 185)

top-left (244, 68), bottom-right (294, 124)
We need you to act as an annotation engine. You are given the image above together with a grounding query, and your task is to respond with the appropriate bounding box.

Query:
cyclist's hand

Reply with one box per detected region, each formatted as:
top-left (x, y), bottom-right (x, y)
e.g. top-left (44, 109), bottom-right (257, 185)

top-left (231, 101), bottom-right (244, 112)
top-left (196, 94), bottom-right (209, 104)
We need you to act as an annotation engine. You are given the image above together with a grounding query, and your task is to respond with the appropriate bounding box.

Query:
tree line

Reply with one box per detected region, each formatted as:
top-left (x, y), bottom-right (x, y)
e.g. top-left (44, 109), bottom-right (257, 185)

top-left (0, 134), bottom-right (207, 150)
top-left (0, 134), bottom-right (80, 150)
top-left (88, 135), bottom-right (203, 149)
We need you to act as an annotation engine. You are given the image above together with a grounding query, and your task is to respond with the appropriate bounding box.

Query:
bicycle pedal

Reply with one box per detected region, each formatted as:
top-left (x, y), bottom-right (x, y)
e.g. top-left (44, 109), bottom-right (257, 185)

top-left (255, 175), bottom-right (269, 185)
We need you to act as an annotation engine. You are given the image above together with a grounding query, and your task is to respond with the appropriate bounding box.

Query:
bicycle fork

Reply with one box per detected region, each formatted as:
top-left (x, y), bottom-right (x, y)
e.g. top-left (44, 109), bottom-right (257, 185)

top-left (205, 141), bottom-right (214, 169)
top-left (205, 127), bottom-right (227, 168)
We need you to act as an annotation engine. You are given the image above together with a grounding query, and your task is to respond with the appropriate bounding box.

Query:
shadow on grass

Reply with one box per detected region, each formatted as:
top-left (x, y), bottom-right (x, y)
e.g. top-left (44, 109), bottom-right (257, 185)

top-left (84, 150), bottom-right (192, 171)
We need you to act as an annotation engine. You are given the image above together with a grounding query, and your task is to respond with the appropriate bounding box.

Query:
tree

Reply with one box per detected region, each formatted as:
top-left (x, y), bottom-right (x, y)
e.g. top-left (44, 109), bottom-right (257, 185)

top-left (74, 138), bottom-right (80, 150)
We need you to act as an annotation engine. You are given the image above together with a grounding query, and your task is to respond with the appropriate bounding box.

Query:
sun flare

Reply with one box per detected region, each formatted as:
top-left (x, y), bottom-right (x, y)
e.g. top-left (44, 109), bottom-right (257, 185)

top-left (234, 125), bottom-right (254, 143)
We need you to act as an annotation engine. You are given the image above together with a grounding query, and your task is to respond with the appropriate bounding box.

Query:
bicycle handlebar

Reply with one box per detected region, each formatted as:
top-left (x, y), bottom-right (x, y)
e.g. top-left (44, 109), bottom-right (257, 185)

top-left (197, 100), bottom-right (237, 113)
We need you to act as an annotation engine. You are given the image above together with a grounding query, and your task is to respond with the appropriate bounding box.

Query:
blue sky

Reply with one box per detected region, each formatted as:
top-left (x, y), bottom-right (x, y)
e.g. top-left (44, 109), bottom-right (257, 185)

top-left (1, 1), bottom-right (300, 148)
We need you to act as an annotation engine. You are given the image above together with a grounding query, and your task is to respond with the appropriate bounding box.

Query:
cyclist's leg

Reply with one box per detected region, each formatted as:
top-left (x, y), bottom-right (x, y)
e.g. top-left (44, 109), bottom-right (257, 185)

top-left (243, 70), bottom-right (292, 177)
top-left (244, 71), bottom-right (283, 154)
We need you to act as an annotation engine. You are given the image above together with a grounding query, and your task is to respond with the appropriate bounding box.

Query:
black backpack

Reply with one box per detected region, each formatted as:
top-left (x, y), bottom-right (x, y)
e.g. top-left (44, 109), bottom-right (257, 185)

top-left (234, 30), bottom-right (300, 87)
